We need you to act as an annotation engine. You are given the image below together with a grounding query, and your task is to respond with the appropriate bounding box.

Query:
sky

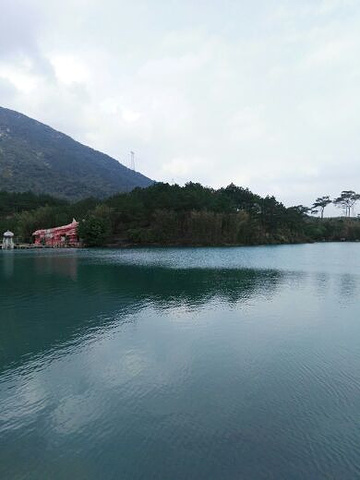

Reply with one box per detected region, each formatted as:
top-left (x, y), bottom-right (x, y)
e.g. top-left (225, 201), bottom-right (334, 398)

top-left (1, 0), bottom-right (360, 210)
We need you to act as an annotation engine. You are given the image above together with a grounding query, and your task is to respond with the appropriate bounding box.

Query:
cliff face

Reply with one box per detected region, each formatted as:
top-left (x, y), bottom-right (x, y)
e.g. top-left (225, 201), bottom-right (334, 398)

top-left (0, 106), bottom-right (153, 201)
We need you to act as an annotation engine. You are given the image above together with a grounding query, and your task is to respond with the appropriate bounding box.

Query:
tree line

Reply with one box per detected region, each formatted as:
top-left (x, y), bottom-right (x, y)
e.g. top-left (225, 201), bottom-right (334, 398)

top-left (1, 184), bottom-right (360, 247)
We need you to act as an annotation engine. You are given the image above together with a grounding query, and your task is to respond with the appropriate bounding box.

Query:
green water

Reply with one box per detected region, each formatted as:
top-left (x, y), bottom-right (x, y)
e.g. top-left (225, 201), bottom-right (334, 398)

top-left (1, 244), bottom-right (360, 479)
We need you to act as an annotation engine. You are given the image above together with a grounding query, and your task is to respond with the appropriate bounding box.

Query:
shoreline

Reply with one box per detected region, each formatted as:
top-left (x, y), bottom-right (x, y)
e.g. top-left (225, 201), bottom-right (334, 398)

top-left (3, 239), bottom-right (360, 251)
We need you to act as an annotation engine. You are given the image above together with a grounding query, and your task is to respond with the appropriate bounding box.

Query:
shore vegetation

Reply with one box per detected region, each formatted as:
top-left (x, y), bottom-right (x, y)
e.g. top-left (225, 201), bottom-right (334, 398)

top-left (1, 184), bottom-right (360, 247)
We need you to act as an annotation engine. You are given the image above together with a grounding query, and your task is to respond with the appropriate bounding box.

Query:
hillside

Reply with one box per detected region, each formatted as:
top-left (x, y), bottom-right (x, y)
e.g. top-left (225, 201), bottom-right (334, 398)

top-left (0, 106), bottom-right (153, 201)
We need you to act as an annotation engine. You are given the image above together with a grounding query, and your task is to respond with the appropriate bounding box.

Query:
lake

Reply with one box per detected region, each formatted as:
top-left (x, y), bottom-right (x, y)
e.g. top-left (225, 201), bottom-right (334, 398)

top-left (1, 244), bottom-right (360, 479)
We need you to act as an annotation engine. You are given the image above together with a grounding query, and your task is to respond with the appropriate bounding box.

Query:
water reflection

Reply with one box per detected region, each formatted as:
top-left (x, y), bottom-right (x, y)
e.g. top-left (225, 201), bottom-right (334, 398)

top-left (34, 253), bottom-right (78, 280)
top-left (2, 248), bottom-right (360, 480)
top-left (313, 272), bottom-right (330, 298)
top-left (1, 251), bottom-right (14, 277)
top-left (338, 273), bottom-right (358, 302)
top-left (0, 253), bottom-right (283, 371)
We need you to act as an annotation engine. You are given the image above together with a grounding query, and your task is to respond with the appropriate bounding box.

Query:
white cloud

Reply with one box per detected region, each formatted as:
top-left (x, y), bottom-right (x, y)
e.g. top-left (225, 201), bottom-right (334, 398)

top-left (1, 0), bottom-right (360, 206)
top-left (51, 55), bottom-right (90, 85)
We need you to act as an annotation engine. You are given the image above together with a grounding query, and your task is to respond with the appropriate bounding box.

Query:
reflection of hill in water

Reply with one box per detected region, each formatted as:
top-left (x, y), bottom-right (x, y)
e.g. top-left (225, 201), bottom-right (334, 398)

top-left (0, 253), bottom-right (283, 371)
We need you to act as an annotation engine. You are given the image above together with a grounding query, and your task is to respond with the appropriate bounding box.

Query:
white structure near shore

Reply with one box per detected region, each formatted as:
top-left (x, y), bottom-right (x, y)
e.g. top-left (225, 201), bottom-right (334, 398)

top-left (2, 231), bottom-right (14, 250)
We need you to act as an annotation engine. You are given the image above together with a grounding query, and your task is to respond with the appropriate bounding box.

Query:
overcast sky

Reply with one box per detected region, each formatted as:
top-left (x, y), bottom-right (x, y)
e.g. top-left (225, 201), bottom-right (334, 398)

top-left (1, 0), bottom-right (360, 209)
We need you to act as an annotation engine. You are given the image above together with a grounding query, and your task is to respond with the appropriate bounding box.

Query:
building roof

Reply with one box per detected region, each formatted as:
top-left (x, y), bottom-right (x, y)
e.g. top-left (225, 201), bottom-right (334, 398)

top-left (33, 219), bottom-right (78, 236)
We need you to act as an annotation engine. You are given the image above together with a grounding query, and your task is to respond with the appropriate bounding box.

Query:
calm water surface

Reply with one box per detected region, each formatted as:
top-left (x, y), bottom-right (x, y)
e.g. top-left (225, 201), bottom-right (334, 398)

top-left (1, 243), bottom-right (360, 479)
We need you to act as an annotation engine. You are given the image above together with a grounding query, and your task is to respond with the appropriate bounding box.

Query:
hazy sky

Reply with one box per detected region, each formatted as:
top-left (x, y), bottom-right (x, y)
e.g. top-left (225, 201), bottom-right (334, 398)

top-left (1, 0), bottom-right (360, 208)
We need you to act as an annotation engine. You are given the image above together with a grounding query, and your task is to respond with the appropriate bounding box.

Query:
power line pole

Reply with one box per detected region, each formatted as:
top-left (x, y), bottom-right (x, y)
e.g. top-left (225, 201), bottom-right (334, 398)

top-left (130, 151), bottom-right (136, 171)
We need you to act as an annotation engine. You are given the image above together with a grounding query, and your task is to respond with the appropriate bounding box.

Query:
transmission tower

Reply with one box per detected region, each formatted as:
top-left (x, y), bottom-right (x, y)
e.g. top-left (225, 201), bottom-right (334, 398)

top-left (130, 151), bottom-right (136, 171)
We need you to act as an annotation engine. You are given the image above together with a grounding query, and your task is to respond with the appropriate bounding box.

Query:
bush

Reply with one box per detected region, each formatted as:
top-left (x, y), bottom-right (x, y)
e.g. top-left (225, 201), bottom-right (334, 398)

top-left (78, 216), bottom-right (111, 247)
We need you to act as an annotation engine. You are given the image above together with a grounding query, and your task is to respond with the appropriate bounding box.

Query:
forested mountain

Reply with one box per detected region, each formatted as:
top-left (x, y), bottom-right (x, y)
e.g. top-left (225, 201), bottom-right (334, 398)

top-left (0, 106), bottom-right (153, 201)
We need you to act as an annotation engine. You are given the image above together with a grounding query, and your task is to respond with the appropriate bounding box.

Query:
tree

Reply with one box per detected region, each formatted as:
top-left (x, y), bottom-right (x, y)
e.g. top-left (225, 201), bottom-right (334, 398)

top-left (312, 196), bottom-right (332, 219)
top-left (78, 216), bottom-right (111, 246)
top-left (285, 205), bottom-right (310, 236)
top-left (258, 195), bottom-right (286, 232)
top-left (333, 191), bottom-right (360, 217)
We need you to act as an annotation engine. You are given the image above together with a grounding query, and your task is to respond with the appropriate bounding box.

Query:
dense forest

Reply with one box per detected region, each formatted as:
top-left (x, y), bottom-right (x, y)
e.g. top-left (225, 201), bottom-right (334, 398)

top-left (1, 184), bottom-right (360, 247)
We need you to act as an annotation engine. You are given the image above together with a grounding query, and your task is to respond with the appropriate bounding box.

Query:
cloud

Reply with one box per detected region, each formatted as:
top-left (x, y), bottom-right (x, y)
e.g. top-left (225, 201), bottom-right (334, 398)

top-left (0, 77), bottom-right (16, 100)
top-left (1, 0), bottom-right (360, 207)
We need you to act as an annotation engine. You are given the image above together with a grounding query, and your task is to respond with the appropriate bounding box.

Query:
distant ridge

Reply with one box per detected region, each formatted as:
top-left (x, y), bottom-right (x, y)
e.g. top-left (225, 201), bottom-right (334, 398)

top-left (0, 106), bottom-right (153, 201)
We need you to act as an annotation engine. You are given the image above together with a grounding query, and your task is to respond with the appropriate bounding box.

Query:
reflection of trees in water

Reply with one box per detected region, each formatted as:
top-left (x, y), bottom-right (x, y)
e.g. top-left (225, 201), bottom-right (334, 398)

top-left (0, 259), bottom-right (282, 372)
top-left (312, 273), bottom-right (330, 298)
top-left (34, 254), bottom-right (78, 280)
top-left (80, 264), bottom-right (283, 307)
top-left (338, 273), bottom-right (358, 302)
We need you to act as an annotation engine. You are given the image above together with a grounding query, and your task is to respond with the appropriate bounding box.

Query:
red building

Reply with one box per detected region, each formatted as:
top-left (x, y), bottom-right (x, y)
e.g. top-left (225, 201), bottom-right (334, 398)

top-left (33, 219), bottom-right (80, 247)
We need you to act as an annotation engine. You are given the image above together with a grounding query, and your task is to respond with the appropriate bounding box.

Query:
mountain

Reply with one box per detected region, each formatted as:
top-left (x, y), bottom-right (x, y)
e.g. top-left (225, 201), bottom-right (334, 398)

top-left (0, 106), bottom-right (153, 201)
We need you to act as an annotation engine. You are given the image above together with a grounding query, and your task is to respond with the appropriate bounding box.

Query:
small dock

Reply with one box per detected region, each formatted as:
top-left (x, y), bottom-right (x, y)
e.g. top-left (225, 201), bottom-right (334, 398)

top-left (1, 244), bottom-right (80, 250)
top-left (15, 244), bottom-right (45, 249)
